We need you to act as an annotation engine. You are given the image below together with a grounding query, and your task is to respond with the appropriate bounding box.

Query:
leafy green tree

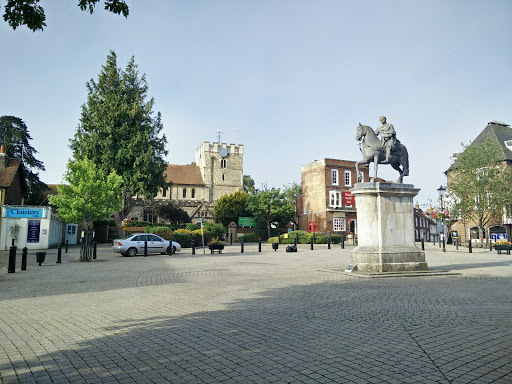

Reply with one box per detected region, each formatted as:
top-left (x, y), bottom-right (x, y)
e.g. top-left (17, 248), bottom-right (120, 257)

top-left (243, 174), bottom-right (256, 194)
top-left (448, 139), bottom-right (512, 242)
top-left (156, 203), bottom-right (190, 225)
top-left (49, 157), bottom-right (123, 260)
top-left (3, 0), bottom-right (129, 31)
top-left (214, 190), bottom-right (250, 227)
top-left (282, 182), bottom-right (302, 203)
top-left (247, 188), bottom-right (295, 239)
top-left (0, 115), bottom-right (47, 204)
top-left (70, 50), bottom-right (168, 232)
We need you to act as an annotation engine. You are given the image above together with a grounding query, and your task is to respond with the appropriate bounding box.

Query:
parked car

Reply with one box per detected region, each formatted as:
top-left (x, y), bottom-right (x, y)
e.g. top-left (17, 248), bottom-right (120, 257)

top-left (112, 233), bottom-right (181, 257)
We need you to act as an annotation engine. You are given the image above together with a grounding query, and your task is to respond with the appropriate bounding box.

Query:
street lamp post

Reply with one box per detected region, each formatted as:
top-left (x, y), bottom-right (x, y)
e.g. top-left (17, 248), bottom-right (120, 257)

top-left (437, 185), bottom-right (446, 252)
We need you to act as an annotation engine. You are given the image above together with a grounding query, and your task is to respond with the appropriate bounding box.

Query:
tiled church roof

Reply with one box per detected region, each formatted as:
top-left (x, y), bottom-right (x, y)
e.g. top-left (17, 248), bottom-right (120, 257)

top-left (164, 165), bottom-right (204, 186)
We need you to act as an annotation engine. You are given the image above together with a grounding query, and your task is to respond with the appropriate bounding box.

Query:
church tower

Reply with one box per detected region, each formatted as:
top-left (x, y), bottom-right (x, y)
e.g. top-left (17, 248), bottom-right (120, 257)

top-left (195, 142), bottom-right (244, 201)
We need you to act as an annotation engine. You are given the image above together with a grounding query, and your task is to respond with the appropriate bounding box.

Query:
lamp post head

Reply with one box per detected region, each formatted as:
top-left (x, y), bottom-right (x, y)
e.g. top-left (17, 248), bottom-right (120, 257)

top-left (437, 185), bottom-right (445, 198)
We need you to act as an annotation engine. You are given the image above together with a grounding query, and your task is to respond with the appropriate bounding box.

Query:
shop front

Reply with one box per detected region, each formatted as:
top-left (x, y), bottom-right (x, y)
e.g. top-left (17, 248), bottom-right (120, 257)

top-left (0, 205), bottom-right (64, 250)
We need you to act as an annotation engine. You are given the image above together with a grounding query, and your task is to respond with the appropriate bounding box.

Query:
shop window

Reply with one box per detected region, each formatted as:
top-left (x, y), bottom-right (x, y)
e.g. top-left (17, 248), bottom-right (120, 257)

top-left (333, 217), bottom-right (345, 232)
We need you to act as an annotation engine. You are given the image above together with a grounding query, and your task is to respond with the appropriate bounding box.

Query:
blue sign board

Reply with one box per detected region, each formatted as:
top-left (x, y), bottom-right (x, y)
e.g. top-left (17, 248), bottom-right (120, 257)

top-left (5, 208), bottom-right (45, 218)
top-left (27, 220), bottom-right (41, 243)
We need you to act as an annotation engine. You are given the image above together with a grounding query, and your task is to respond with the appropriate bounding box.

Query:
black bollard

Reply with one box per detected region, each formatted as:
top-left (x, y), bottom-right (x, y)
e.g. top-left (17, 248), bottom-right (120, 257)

top-left (294, 235), bottom-right (298, 247)
top-left (310, 237), bottom-right (314, 250)
top-left (442, 237), bottom-right (446, 252)
top-left (57, 245), bottom-right (62, 263)
top-left (21, 247), bottom-right (28, 270)
top-left (439, 236), bottom-right (441, 248)
top-left (456, 239), bottom-right (459, 250)
top-left (328, 234), bottom-right (331, 249)
top-left (241, 239), bottom-right (244, 253)
top-left (93, 242), bottom-right (97, 260)
top-left (192, 239), bottom-right (196, 255)
top-left (489, 241), bottom-right (493, 251)
top-left (65, 239), bottom-right (69, 253)
top-left (8, 245), bottom-right (16, 273)
top-left (421, 239), bottom-right (424, 251)
top-left (144, 240), bottom-right (148, 257)
top-left (277, 234), bottom-right (280, 244)
top-left (230, 233), bottom-right (233, 245)
top-left (258, 238), bottom-right (261, 252)
top-left (469, 240), bottom-right (472, 253)
top-left (341, 235), bottom-right (345, 249)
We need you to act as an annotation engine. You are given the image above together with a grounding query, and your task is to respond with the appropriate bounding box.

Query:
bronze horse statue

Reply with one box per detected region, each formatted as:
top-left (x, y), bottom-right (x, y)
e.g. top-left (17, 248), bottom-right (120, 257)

top-left (355, 123), bottom-right (409, 183)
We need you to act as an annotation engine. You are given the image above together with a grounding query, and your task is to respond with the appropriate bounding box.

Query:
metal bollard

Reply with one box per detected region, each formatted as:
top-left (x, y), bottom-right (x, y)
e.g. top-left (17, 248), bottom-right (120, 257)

top-left (341, 235), bottom-right (345, 249)
top-left (456, 239), bottom-right (459, 250)
top-left (421, 239), bottom-right (424, 251)
top-left (328, 234), bottom-right (331, 249)
top-left (192, 239), bottom-right (195, 255)
top-left (93, 242), bottom-right (97, 260)
top-left (258, 238), bottom-right (261, 252)
top-left (489, 241), bottom-right (493, 251)
top-left (65, 240), bottom-right (69, 253)
top-left (442, 237), bottom-right (446, 252)
top-left (8, 245), bottom-right (17, 273)
top-left (230, 233), bottom-right (233, 245)
top-left (310, 237), bottom-right (314, 250)
top-left (241, 239), bottom-right (244, 253)
top-left (277, 234), bottom-right (280, 244)
top-left (21, 247), bottom-right (28, 270)
top-left (144, 241), bottom-right (148, 257)
top-left (294, 235), bottom-right (298, 247)
top-left (439, 237), bottom-right (441, 248)
top-left (469, 240), bottom-right (472, 253)
top-left (57, 244), bottom-right (62, 263)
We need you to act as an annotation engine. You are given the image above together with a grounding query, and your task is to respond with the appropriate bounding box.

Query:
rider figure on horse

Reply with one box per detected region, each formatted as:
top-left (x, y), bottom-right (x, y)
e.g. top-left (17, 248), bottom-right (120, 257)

top-left (375, 116), bottom-right (396, 163)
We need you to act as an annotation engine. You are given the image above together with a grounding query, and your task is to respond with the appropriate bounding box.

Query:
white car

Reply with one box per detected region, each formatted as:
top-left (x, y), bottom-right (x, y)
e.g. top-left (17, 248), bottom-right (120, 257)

top-left (112, 233), bottom-right (181, 257)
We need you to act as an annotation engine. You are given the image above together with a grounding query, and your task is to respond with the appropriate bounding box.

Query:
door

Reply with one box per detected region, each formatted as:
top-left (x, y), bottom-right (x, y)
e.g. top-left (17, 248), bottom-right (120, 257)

top-left (65, 224), bottom-right (78, 245)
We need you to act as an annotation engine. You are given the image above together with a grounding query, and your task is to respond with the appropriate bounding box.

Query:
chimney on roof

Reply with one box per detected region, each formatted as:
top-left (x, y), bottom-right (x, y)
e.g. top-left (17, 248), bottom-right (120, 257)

top-left (0, 144), bottom-right (8, 170)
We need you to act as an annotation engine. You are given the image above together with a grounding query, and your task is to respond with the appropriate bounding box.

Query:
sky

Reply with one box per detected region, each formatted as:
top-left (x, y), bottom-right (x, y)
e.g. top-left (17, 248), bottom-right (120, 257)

top-left (1, 0), bottom-right (511, 207)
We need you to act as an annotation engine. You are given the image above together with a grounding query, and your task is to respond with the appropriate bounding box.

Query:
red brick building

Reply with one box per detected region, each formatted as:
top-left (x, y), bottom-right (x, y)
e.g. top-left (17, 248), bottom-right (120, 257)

top-left (298, 158), bottom-right (370, 235)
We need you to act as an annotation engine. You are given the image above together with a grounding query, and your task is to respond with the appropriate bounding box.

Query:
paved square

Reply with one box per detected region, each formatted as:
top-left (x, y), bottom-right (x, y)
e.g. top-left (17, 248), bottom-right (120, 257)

top-left (1, 242), bottom-right (511, 383)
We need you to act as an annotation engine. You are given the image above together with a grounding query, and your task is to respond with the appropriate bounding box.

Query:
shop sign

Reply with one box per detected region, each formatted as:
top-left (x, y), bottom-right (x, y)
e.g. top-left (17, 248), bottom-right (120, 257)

top-left (5, 207), bottom-right (46, 218)
top-left (343, 191), bottom-right (354, 207)
top-left (27, 220), bottom-right (41, 243)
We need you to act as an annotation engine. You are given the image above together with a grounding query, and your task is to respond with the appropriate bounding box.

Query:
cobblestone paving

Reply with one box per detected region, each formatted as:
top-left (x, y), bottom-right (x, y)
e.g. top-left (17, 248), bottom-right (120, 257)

top-left (0, 243), bottom-right (511, 383)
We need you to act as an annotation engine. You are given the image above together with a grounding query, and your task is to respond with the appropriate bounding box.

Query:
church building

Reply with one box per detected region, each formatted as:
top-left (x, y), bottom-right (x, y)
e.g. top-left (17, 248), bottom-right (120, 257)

top-left (128, 141), bottom-right (244, 223)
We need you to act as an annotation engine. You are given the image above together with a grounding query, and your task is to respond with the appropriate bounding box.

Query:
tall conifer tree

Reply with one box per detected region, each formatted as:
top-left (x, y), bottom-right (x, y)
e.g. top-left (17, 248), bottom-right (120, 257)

top-left (70, 50), bottom-right (167, 227)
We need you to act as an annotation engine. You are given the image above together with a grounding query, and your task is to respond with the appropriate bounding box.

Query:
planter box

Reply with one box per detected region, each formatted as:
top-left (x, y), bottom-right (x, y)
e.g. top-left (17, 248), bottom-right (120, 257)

top-left (494, 245), bottom-right (511, 254)
top-left (209, 244), bottom-right (224, 254)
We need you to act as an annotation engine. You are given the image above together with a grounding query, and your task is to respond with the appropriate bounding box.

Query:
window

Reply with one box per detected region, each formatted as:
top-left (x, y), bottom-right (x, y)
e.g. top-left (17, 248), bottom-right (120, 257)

top-left (191, 189), bottom-right (195, 198)
top-left (329, 191), bottom-right (341, 208)
top-left (183, 189), bottom-right (187, 198)
top-left (344, 171), bottom-right (351, 186)
top-left (162, 188), bottom-right (166, 197)
top-left (331, 169), bottom-right (338, 185)
top-left (221, 159), bottom-right (227, 168)
top-left (333, 217), bottom-right (346, 232)
top-left (222, 174), bottom-right (225, 181)
top-left (143, 209), bottom-right (156, 223)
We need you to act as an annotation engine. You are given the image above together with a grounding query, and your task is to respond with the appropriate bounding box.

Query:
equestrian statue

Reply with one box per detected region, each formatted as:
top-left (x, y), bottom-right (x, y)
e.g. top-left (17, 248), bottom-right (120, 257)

top-left (355, 116), bottom-right (409, 183)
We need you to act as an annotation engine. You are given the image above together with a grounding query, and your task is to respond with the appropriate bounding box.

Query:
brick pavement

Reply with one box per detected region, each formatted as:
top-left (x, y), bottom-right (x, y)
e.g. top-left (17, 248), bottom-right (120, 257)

top-left (0, 242), bottom-right (511, 383)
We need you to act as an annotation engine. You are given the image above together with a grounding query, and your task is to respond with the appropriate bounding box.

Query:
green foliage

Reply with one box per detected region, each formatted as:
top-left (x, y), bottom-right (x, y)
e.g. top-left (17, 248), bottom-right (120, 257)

top-left (243, 175), bottom-right (256, 194)
top-left (238, 233), bottom-right (260, 243)
top-left (214, 191), bottom-right (250, 226)
top-left (0, 115), bottom-right (47, 204)
top-left (247, 188), bottom-right (295, 239)
top-left (70, 51), bottom-right (167, 200)
top-left (156, 203), bottom-right (190, 225)
top-left (185, 223), bottom-right (200, 231)
top-left (448, 139), bottom-right (512, 239)
top-left (282, 182), bottom-right (302, 204)
top-left (267, 231), bottom-right (341, 244)
top-left (146, 226), bottom-right (173, 240)
top-left (3, 0), bottom-right (129, 31)
top-left (49, 157), bottom-right (123, 225)
top-left (128, 220), bottom-right (153, 227)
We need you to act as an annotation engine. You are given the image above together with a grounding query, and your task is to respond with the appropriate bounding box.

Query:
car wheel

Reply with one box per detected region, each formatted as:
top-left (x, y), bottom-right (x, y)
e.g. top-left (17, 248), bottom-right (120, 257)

top-left (127, 247), bottom-right (137, 257)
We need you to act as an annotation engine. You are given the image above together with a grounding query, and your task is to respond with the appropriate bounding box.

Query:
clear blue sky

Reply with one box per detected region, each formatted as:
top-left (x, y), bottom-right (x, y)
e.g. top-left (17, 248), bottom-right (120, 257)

top-left (1, 0), bottom-right (511, 207)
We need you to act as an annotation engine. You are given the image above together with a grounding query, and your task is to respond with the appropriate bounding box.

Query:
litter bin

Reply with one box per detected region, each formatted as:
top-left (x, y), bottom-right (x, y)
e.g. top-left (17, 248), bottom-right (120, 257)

top-left (36, 252), bottom-right (46, 266)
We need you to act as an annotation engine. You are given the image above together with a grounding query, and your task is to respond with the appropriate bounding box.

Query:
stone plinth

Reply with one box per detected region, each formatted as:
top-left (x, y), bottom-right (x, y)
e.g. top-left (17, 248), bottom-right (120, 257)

top-left (350, 182), bottom-right (427, 272)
